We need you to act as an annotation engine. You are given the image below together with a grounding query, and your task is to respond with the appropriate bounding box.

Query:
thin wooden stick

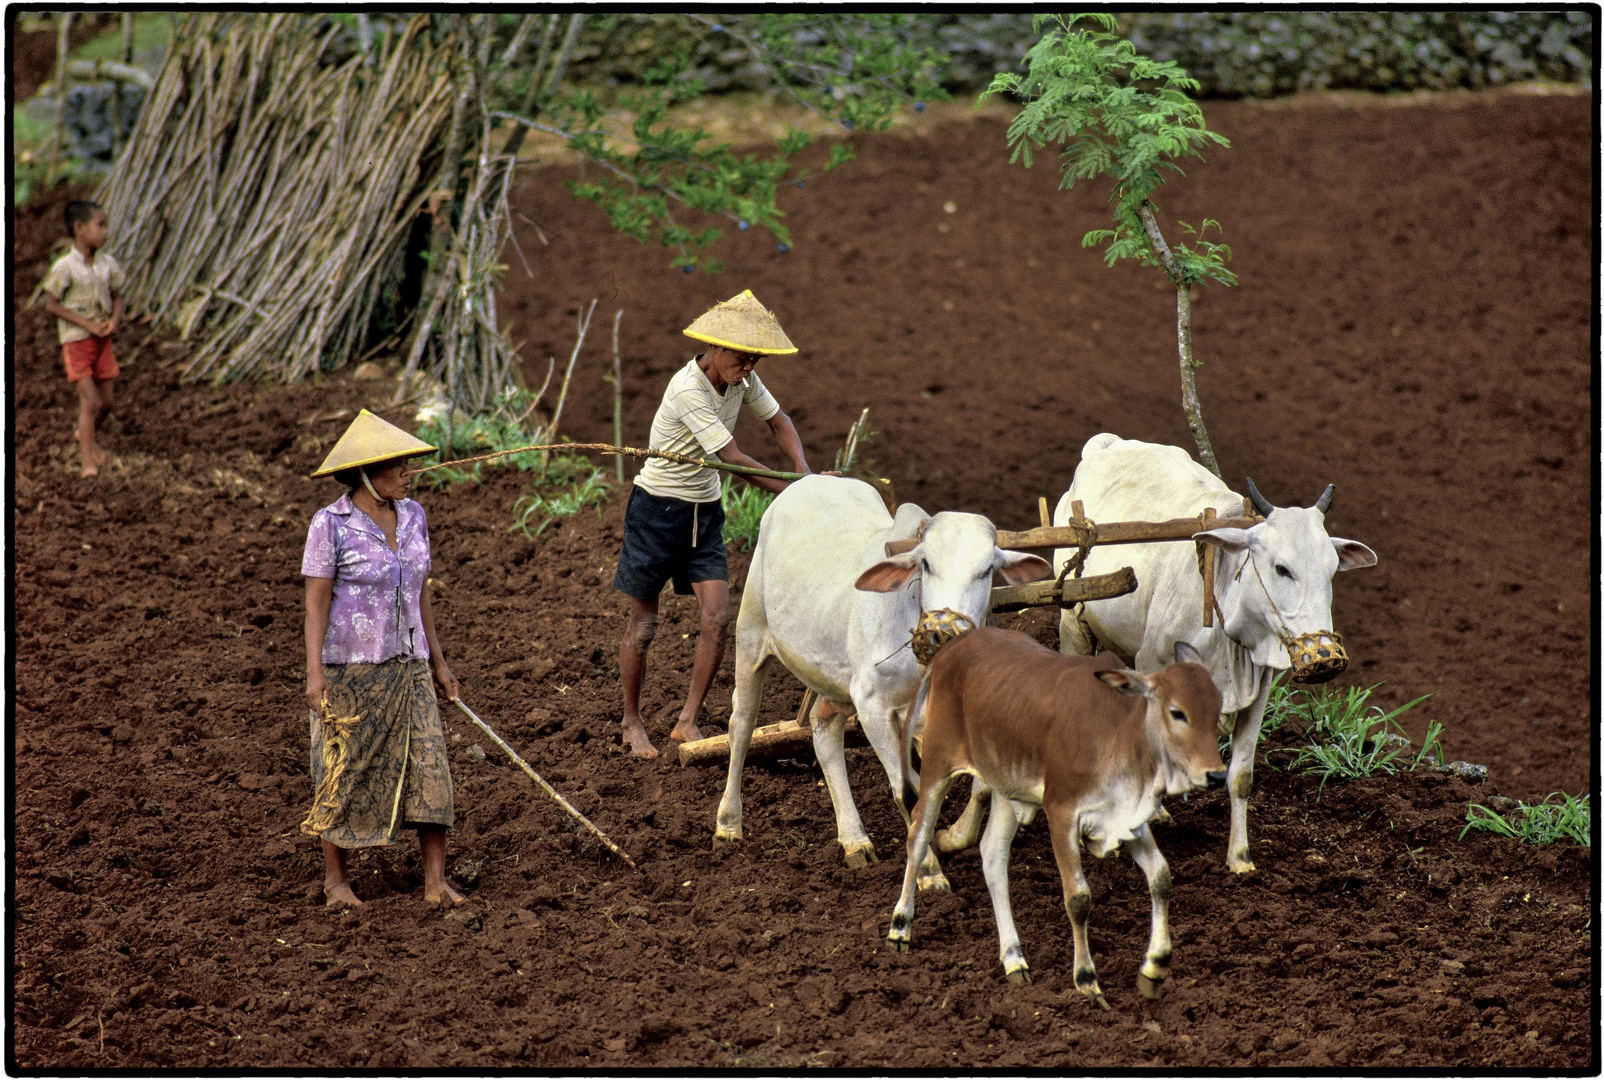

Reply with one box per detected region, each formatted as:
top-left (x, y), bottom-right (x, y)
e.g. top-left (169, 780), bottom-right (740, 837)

top-left (452, 699), bottom-right (636, 870)
top-left (50, 13), bottom-right (72, 180)
top-left (609, 308), bottom-right (624, 483)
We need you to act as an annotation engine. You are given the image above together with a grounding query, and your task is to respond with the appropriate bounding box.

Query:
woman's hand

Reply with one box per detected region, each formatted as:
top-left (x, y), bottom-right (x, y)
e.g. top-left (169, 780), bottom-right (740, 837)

top-left (431, 657), bottom-right (461, 703)
top-left (306, 667), bottom-right (329, 713)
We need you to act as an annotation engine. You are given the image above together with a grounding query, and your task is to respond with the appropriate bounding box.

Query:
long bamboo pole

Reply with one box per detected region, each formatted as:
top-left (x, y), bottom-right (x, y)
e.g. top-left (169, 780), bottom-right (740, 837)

top-left (414, 441), bottom-right (804, 483)
top-left (452, 699), bottom-right (636, 870)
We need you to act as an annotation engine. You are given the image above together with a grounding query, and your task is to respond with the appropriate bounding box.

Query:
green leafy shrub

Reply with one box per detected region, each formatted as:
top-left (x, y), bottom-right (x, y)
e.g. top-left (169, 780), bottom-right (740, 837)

top-left (721, 476), bottom-right (774, 552)
top-left (413, 388), bottom-right (549, 489)
top-left (509, 456), bottom-right (614, 537)
top-left (1462, 793), bottom-right (1590, 847)
top-left (1265, 682), bottom-right (1433, 796)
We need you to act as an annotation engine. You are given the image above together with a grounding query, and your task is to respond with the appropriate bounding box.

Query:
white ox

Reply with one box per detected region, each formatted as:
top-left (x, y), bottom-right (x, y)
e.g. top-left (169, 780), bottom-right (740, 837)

top-left (1055, 434), bottom-right (1377, 873)
top-left (713, 475), bottom-right (1052, 884)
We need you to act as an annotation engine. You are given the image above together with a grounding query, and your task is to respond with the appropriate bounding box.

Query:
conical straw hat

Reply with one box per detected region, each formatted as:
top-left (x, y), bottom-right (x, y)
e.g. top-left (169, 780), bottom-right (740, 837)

top-left (311, 409), bottom-right (438, 477)
top-left (683, 290), bottom-right (798, 355)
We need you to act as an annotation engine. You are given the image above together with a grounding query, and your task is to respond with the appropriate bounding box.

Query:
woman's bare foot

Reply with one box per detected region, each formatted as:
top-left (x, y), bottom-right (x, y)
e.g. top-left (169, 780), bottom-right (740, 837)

top-left (324, 880), bottom-right (364, 908)
top-left (425, 882), bottom-right (465, 906)
top-left (669, 715), bottom-right (704, 743)
top-left (92, 446), bottom-right (109, 467)
top-left (622, 716), bottom-right (658, 759)
top-left (80, 462), bottom-right (99, 478)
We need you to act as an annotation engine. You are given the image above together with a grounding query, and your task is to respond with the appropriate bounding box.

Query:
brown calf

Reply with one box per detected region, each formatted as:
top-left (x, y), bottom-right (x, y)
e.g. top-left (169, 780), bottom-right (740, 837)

top-left (886, 627), bottom-right (1225, 1007)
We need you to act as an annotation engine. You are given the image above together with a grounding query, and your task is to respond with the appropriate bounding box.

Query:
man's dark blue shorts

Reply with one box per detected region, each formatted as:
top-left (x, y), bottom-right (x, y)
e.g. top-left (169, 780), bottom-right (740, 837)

top-left (613, 487), bottom-right (728, 600)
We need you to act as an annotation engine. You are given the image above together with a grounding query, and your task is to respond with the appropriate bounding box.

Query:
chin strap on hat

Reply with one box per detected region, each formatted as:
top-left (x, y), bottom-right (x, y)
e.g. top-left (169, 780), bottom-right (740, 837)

top-left (359, 466), bottom-right (390, 507)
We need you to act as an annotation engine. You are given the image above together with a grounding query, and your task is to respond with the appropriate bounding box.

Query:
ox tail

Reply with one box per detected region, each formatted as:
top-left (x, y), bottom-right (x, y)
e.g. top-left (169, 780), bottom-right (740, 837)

top-left (900, 669), bottom-right (932, 814)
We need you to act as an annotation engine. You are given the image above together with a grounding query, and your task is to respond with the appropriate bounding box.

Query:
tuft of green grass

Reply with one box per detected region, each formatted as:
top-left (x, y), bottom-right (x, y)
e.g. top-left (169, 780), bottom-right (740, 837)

top-left (1462, 793), bottom-right (1590, 847)
top-left (509, 457), bottom-right (613, 538)
top-left (721, 476), bottom-right (773, 552)
top-left (1264, 682), bottom-right (1433, 796)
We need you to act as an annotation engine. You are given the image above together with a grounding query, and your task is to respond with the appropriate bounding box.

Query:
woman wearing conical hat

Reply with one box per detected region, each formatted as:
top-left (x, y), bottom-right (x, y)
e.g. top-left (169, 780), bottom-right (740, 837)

top-left (300, 410), bottom-right (464, 907)
top-left (614, 291), bottom-right (828, 759)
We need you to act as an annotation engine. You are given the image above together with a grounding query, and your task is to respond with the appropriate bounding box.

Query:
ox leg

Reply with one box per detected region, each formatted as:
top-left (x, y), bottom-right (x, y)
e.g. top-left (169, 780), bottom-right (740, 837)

top-left (1122, 824), bottom-right (1174, 1000)
top-left (1224, 681), bottom-right (1272, 873)
top-left (812, 709), bottom-right (877, 869)
top-left (935, 778), bottom-right (989, 855)
top-left (1046, 803), bottom-right (1108, 1008)
top-left (713, 652), bottom-right (771, 847)
top-left (887, 771), bottom-right (958, 954)
top-left (977, 797), bottom-right (1030, 983)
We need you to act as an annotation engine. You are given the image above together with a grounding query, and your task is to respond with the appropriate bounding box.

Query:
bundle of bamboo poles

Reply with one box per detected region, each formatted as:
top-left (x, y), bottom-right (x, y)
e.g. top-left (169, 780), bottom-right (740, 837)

top-left (96, 14), bottom-right (523, 410)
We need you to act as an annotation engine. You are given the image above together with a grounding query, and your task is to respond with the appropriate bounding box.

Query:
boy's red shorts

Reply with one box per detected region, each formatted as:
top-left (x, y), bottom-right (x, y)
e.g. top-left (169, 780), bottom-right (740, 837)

top-left (62, 336), bottom-right (119, 383)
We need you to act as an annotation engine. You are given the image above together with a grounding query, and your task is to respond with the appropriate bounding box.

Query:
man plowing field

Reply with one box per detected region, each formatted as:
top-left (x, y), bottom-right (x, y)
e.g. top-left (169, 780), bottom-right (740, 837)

top-left (612, 291), bottom-right (828, 759)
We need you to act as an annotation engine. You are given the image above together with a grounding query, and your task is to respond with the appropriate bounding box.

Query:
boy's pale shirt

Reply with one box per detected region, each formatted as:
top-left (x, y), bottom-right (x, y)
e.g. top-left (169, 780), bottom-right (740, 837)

top-left (41, 247), bottom-right (126, 344)
top-left (634, 358), bottom-right (780, 504)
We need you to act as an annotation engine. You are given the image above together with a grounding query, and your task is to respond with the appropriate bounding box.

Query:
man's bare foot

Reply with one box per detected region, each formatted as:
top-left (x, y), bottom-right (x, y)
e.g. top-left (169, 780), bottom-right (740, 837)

top-left (80, 462), bottom-right (99, 478)
top-left (425, 882), bottom-right (465, 906)
top-left (622, 717), bottom-right (659, 759)
top-left (324, 881), bottom-right (364, 908)
top-left (669, 716), bottom-right (704, 743)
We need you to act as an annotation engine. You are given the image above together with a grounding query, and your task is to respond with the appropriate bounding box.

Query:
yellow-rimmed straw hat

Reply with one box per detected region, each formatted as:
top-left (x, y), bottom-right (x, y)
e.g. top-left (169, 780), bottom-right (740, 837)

top-left (683, 289), bottom-right (798, 355)
top-left (311, 409), bottom-right (438, 478)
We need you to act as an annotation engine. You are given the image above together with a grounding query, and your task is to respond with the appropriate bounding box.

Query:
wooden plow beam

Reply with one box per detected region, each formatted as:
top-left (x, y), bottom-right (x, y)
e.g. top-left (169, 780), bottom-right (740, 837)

top-left (679, 690), bottom-right (867, 767)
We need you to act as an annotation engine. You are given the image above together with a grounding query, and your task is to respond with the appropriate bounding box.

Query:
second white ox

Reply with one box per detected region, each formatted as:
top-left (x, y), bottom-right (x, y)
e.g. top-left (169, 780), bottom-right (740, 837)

top-left (1055, 434), bottom-right (1377, 873)
top-left (713, 475), bottom-right (1053, 881)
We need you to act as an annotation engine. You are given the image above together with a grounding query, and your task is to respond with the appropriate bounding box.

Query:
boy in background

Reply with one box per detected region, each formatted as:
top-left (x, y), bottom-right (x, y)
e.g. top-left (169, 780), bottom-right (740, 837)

top-left (43, 200), bottom-right (125, 477)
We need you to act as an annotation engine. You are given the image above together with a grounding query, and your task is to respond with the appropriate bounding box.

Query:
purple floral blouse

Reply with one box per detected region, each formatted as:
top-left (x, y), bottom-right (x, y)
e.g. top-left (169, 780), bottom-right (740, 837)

top-left (301, 493), bottom-right (433, 665)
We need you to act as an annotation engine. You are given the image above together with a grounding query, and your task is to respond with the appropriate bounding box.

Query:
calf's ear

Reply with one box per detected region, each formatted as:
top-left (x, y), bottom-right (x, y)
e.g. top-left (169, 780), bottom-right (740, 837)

top-left (1095, 668), bottom-right (1151, 697)
top-left (994, 549), bottom-right (1054, 586)
top-left (1193, 527), bottom-right (1253, 553)
top-left (1330, 538), bottom-right (1377, 571)
top-left (855, 555), bottom-right (920, 593)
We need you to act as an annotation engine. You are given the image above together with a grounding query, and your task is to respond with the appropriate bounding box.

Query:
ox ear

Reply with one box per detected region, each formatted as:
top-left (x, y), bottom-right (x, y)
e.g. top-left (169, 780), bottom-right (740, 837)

top-left (1193, 527), bottom-right (1253, 553)
top-left (1331, 538), bottom-right (1377, 571)
top-left (1173, 640), bottom-right (1204, 665)
top-left (855, 554), bottom-right (920, 593)
top-left (994, 549), bottom-right (1054, 586)
top-left (1095, 668), bottom-right (1153, 697)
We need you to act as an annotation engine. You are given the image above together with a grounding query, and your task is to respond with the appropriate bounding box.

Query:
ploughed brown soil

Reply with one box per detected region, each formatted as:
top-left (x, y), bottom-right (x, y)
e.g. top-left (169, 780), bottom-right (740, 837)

top-left (11, 89), bottom-right (1593, 1070)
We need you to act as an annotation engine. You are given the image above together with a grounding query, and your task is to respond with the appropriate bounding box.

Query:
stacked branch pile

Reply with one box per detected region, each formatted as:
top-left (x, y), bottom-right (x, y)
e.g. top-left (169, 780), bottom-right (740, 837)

top-left (96, 14), bottom-right (524, 412)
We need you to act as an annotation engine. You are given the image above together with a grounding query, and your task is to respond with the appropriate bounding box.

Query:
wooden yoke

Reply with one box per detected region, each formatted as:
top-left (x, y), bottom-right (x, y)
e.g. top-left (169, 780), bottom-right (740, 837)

top-left (883, 512), bottom-right (1260, 558)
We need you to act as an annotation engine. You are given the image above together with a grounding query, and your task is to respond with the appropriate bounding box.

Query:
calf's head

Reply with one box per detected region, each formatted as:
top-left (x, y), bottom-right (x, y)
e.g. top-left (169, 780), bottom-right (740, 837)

top-left (1195, 479), bottom-right (1376, 682)
top-left (1097, 642), bottom-right (1227, 796)
top-left (855, 512), bottom-right (1052, 650)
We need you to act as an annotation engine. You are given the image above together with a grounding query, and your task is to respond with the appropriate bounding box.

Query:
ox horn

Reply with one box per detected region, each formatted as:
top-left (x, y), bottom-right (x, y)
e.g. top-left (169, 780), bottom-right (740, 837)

top-left (1244, 476), bottom-right (1275, 518)
top-left (1312, 483), bottom-right (1335, 514)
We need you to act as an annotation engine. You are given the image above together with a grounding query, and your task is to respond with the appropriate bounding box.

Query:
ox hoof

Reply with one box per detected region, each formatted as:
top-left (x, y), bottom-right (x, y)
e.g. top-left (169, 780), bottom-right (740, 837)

top-left (1136, 972), bottom-right (1167, 1001)
top-left (888, 936), bottom-right (910, 953)
top-left (842, 844), bottom-right (879, 870)
top-left (1151, 804), bottom-right (1174, 826)
top-left (1228, 856), bottom-right (1257, 875)
top-left (711, 828), bottom-right (742, 849)
top-left (1005, 967), bottom-right (1032, 986)
top-left (916, 871), bottom-right (951, 893)
top-left (1091, 992), bottom-right (1111, 1011)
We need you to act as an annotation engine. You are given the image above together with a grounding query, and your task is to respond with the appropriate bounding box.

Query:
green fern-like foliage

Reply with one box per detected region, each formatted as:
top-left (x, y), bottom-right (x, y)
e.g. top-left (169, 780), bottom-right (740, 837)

top-left (983, 13), bottom-right (1235, 288)
top-left (506, 15), bottom-right (948, 270)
